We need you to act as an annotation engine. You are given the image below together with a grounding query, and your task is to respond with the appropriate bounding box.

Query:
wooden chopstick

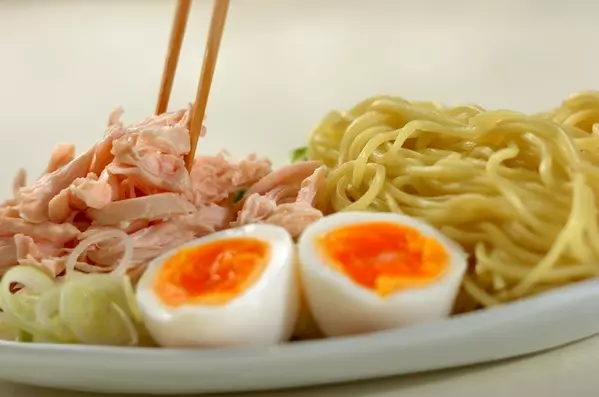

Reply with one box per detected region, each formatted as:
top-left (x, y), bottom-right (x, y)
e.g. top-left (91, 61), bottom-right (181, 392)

top-left (184, 0), bottom-right (231, 172)
top-left (155, 0), bottom-right (192, 115)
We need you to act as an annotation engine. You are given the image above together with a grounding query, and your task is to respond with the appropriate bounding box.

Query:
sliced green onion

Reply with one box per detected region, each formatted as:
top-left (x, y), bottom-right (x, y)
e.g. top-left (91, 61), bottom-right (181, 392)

top-left (0, 229), bottom-right (150, 346)
top-left (58, 274), bottom-right (138, 346)
top-left (0, 266), bottom-right (56, 338)
top-left (122, 275), bottom-right (143, 324)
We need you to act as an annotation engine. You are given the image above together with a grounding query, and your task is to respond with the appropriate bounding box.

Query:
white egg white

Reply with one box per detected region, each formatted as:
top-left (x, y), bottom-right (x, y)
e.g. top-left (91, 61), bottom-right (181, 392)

top-left (136, 224), bottom-right (299, 348)
top-left (297, 212), bottom-right (467, 338)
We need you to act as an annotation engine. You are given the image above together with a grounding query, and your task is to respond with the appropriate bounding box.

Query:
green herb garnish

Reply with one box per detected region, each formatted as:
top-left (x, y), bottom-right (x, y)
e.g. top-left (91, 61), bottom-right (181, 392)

top-left (17, 330), bottom-right (33, 343)
top-left (290, 147), bottom-right (308, 163)
top-left (232, 189), bottom-right (247, 204)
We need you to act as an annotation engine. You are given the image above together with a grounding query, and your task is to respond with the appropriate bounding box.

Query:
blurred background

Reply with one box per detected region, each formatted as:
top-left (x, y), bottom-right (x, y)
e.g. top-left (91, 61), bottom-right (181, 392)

top-left (0, 0), bottom-right (597, 197)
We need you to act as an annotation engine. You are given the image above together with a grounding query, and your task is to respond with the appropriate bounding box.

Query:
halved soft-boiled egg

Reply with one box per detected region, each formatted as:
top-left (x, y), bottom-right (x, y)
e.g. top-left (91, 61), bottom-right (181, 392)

top-left (297, 212), bottom-right (467, 337)
top-left (136, 224), bottom-right (299, 348)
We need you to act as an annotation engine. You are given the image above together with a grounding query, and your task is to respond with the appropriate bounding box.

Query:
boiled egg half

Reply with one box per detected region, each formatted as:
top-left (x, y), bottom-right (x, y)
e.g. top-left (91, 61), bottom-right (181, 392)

top-left (298, 212), bottom-right (467, 337)
top-left (136, 224), bottom-right (299, 348)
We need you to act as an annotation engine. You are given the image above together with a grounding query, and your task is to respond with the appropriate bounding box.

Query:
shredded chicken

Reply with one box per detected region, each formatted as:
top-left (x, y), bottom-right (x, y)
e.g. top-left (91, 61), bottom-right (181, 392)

top-left (18, 145), bottom-right (97, 223)
top-left (48, 173), bottom-right (113, 223)
top-left (0, 238), bottom-right (17, 272)
top-left (12, 169), bottom-right (26, 198)
top-left (0, 107), bottom-right (324, 277)
top-left (188, 152), bottom-right (271, 206)
top-left (46, 143), bottom-right (76, 174)
top-left (244, 161), bottom-right (321, 198)
top-left (233, 165), bottom-right (327, 238)
top-left (87, 192), bottom-right (196, 226)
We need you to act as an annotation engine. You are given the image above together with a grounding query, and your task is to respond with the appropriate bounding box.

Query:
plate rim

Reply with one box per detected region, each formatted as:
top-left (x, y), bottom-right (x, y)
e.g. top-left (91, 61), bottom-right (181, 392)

top-left (0, 276), bottom-right (597, 361)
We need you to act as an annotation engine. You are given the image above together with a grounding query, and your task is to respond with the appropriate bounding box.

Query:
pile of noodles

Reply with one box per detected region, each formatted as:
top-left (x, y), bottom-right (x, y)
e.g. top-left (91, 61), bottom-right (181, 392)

top-left (307, 91), bottom-right (599, 311)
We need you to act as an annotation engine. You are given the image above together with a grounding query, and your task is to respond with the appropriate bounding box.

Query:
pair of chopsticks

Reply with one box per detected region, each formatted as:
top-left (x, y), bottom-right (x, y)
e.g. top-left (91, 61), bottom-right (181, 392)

top-left (155, 0), bottom-right (231, 172)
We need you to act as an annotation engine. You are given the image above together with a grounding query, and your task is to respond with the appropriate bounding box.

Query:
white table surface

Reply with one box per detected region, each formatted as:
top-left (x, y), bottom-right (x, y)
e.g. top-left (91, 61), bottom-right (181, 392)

top-left (1, 0), bottom-right (599, 395)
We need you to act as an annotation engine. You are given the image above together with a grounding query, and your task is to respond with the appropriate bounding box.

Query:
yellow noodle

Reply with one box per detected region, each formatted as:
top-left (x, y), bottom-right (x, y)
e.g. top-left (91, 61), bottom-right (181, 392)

top-left (308, 91), bottom-right (599, 309)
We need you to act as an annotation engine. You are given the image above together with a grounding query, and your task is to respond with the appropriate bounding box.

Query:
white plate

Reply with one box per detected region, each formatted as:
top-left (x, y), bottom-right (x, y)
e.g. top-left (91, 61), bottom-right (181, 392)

top-left (3, 1), bottom-right (599, 395)
top-left (1, 278), bottom-right (598, 394)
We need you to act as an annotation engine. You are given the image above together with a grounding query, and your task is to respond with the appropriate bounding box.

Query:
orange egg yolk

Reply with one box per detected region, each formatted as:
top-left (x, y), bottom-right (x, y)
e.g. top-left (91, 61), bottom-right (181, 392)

top-left (317, 221), bottom-right (448, 296)
top-left (153, 237), bottom-right (270, 307)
